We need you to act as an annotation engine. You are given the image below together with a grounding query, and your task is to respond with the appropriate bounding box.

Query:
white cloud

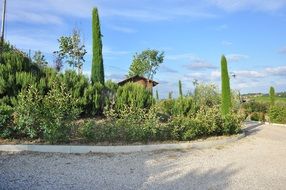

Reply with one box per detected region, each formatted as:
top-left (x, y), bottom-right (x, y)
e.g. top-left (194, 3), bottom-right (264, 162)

top-left (159, 65), bottom-right (178, 73)
top-left (265, 66), bottom-right (286, 76)
top-left (234, 70), bottom-right (265, 78)
top-left (216, 24), bottom-right (228, 31)
top-left (211, 70), bottom-right (221, 79)
top-left (107, 25), bottom-right (137, 33)
top-left (278, 47), bottom-right (286, 54)
top-left (165, 53), bottom-right (194, 61)
top-left (208, 0), bottom-right (286, 12)
top-left (106, 73), bottom-right (125, 81)
top-left (226, 54), bottom-right (249, 62)
top-left (103, 46), bottom-right (131, 57)
top-left (221, 41), bottom-right (233, 46)
top-left (184, 58), bottom-right (216, 70)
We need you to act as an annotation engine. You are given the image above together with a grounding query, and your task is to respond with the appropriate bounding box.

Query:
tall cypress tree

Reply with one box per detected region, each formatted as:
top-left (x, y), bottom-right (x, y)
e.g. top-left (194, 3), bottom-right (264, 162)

top-left (221, 55), bottom-right (231, 116)
top-left (269, 86), bottom-right (275, 106)
top-left (91, 8), bottom-right (104, 85)
top-left (178, 80), bottom-right (183, 97)
top-left (156, 90), bottom-right (159, 100)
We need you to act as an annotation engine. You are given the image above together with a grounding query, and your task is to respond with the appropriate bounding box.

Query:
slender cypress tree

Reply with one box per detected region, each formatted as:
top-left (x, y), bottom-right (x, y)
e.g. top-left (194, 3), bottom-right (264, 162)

top-left (178, 80), bottom-right (183, 97)
top-left (269, 86), bottom-right (275, 106)
top-left (156, 90), bottom-right (159, 100)
top-left (91, 8), bottom-right (104, 85)
top-left (168, 92), bottom-right (173, 99)
top-left (221, 55), bottom-right (231, 116)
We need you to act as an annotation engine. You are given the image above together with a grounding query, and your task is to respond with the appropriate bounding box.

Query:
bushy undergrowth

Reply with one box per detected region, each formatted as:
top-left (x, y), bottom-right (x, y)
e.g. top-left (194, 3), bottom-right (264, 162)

top-left (269, 104), bottom-right (286, 124)
top-left (241, 100), bottom-right (268, 121)
top-left (12, 83), bottom-right (81, 143)
top-left (77, 100), bottom-right (243, 143)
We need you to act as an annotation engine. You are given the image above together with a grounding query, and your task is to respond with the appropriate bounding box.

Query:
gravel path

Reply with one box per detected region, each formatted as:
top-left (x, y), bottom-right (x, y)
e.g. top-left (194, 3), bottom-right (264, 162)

top-left (1, 124), bottom-right (286, 190)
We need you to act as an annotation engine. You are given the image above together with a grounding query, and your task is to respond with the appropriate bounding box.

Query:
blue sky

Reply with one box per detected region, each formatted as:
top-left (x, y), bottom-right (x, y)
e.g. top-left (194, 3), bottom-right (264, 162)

top-left (2, 0), bottom-right (286, 98)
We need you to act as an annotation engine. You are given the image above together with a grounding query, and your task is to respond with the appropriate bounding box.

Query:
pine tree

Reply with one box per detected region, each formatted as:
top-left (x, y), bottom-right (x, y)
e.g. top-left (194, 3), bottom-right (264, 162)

top-left (91, 8), bottom-right (104, 85)
top-left (221, 55), bottom-right (231, 115)
top-left (269, 86), bottom-right (275, 106)
top-left (178, 80), bottom-right (183, 97)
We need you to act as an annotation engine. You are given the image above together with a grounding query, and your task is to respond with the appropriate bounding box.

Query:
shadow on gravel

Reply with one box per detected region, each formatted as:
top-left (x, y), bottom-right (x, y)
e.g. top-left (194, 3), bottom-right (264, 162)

top-left (243, 122), bottom-right (264, 136)
top-left (140, 151), bottom-right (239, 190)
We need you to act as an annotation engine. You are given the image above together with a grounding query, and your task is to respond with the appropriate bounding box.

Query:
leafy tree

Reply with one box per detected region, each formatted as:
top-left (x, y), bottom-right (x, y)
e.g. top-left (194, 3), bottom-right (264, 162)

top-left (269, 86), bottom-right (275, 106)
top-left (128, 49), bottom-right (164, 80)
top-left (56, 29), bottom-right (87, 74)
top-left (178, 80), bottom-right (183, 97)
top-left (53, 52), bottom-right (63, 72)
top-left (32, 51), bottom-right (48, 67)
top-left (221, 55), bottom-right (231, 116)
top-left (91, 8), bottom-right (105, 85)
top-left (194, 84), bottom-right (220, 108)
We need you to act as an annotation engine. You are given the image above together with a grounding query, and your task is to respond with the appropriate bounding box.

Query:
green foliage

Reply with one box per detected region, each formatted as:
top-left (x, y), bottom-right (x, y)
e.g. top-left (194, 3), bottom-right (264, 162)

top-left (115, 83), bottom-right (154, 111)
top-left (194, 84), bottom-right (220, 108)
top-left (221, 55), bottom-right (232, 115)
top-left (0, 104), bottom-right (13, 137)
top-left (128, 49), bottom-right (164, 80)
top-left (168, 91), bottom-right (173, 99)
top-left (241, 101), bottom-right (268, 120)
top-left (32, 51), bottom-right (48, 67)
top-left (56, 29), bottom-right (87, 73)
top-left (83, 82), bottom-right (104, 116)
top-left (157, 96), bottom-right (194, 117)
top-left (91, 8), bottom-right (105, 85)
top-left (13, 85), bottom-right (43, 138)
top-left (269, 104), bottom-right (286, 124)
top-left (0, 46), bottom-right (42, 104)
top-left (250, 112), bottom-right (265, 122)
top-left (156, 90), bottom-right (159, 100)
top-left (13, 83), bottom-right (81, 143)
top-left (178, 80), bottom-right (183, 97)
top-left (170, 106), bottom-right (242, 141)
top-left (41, 83), bottom-right (81, 143)
top-left (78, 120), bottom-right (96, 141)
top-left (269, 86), bottom-right (275, 106)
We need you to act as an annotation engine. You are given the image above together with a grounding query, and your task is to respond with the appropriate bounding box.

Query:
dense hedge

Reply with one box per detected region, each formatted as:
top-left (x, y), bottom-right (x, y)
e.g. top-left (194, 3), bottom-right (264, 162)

top-left (79, 105), bottom-right (243, 143)
top-left (269, 104), bottom-right (286, 124)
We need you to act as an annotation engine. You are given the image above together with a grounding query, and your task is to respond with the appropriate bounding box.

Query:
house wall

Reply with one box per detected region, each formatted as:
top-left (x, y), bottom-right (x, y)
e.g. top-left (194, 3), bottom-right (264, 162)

top-left (134, 79), bottom-right (153, 90)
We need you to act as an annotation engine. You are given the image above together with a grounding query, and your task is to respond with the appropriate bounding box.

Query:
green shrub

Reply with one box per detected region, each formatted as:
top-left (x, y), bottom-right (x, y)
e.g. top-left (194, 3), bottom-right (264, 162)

top-left (168, 106), bottom-right (242, 141)
top-left (83, 82), bottom-right (104, 116)
top-left (41, 83), bottom-right (81, 143)
top-left (156, 96), bottom-right (194, 117)
top-left (0, 104), bottom-right (14, 137)
top-left (13, 83), bottom-right (81, 143)
top-left (269, 104), bottom-right (286, 124)
top-left (115, 83), bottom-right (154, 111)
top-left (78, 120), bottom-right (96, 141)
top-left (241, 100), bottom-right (268, 119)
top-left (13, 85), bottom-right (43, 138)
top-left (156, 99), bottom-right (175, 116)
top-left (250, 112), bottom-right (265, 122)
top-left (194, 84), bottom-right (220, 108)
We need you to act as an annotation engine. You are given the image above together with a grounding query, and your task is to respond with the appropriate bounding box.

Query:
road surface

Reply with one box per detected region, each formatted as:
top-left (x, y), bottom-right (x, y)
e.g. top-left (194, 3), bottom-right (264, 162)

top-left (1, 123), bottom-right (286, 190)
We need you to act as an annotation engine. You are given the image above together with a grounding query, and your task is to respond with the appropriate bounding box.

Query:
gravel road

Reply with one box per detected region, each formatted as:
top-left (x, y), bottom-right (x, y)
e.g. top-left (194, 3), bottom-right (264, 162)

top-left (1, 124), bottom-right (286, 190)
